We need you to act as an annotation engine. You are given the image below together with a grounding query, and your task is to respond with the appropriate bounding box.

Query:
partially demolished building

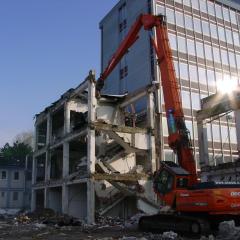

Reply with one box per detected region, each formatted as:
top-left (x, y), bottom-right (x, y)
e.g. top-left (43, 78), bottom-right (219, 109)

top-left (32, 71), bottom-right (160, 223)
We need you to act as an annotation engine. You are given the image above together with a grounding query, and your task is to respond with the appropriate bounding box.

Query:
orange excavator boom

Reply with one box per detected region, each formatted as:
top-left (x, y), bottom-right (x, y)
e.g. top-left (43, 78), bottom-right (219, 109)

top-left (96, 14), bottom-right (198, 185)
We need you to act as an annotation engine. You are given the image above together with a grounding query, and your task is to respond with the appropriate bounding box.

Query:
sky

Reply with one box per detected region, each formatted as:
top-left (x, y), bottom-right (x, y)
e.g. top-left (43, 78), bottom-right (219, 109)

top-left (0, 0), bottom-right (118, 147)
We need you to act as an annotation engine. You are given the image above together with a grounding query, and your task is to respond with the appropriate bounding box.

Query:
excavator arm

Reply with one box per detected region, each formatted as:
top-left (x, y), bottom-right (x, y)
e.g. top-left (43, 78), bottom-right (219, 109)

top-left (97, 14), bottom-right (198, 185)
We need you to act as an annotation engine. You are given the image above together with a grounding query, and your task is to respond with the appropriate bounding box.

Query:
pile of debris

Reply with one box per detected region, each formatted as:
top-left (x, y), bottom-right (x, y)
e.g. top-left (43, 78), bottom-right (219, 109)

top-left (96, 213), bottom-right (124, 227)
top-left (201, 221), bottom-right (240, 240)
top-left (15, 208), bottom-right (82, 227)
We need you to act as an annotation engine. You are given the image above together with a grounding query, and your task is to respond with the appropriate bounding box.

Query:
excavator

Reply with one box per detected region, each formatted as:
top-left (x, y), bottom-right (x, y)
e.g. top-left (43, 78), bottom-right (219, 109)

top-left (96, 14), bottom-right (240, 234)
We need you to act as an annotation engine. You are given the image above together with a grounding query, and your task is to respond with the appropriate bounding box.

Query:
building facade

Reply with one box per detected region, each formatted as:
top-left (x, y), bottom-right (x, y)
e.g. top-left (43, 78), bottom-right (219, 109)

top-left (0, 156), bottom-right (32, 210)
top-left (100, 0), bottom-right (240, 172)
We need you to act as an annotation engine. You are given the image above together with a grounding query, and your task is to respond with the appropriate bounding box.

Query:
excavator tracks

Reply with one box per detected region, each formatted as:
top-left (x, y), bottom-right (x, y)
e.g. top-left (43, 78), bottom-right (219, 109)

top-left (138, 213), bottom-right (211, 236)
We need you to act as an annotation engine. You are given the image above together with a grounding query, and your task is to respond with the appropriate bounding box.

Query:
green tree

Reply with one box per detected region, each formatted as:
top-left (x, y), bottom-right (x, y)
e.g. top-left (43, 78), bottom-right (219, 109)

top-left (1, 141), bottom-right (32, 164)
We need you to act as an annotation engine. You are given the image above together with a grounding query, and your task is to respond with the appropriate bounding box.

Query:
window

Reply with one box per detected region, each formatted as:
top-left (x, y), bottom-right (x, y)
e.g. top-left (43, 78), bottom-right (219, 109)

top-left (221, 125), bottom-right (229, 142)
top-left (1, 192), bottom-right (5, 198)
top-left (120, 66), bottom-right (128, 79)
top-left (176, 11), bottom-right (184, 28)
top-left (213, 47), bottom-right (221, 63)
top-left (169, 34), bottom-right (177, 50)
top-left (199, 0), bottom-right (207, 13)
top-left (212, 124), bottom-right (221, 142)
top-left (192, 0), bottom-right (199, 10)
top-left (230, 10), bottom-right (237, 25)
top-left (218, 26), bottom-right (225, 42)
top-left (215, 4), bottom-right (223, 19)
top-left (187, 39), bottom-right (195, 56)
top-left (14, 171), bottom-right (19, 180)
top-left (183, 0), bottom-right (191, 7)
top-left (207, 123), bottom-right (212, 141)
top-left (189, 64), bottom-right (198, 82)
top-left (119, 19), bottom-right (127, 33)
top-left (207, 1), bottom-right (215, 16)
top-left (185, 15), bottom-right (193, 31)
top-left (198, 67), bottom-right (207, 85)
top-left (204, 44), bottom-right (213, 61)
top-left (191, 92), bottom-right (200, 110)
top-left (221, 49), bottom-right (229, 66)
top-left (202, 21), bottom-right (210, 36)
top-left (185, 120), bottom-right (193, 139)
top-left (207, 69), bottom-right (215, 86)
top-left (236, 55), bottom-right (240, 69)
top-left (175, 0), bottom-right (182, 4)
top-left (193, 18), bottom-right (202, 33)
top-left (156, 5), bottom-right (165, 15)
top-left (154, 169), bottom-right (174, 194)
top-left (226, 29), bottom-right (233, 45)
top-left (174, 61), bottom-right (179, 78)
top-left (210, 23), bottom-right (218, 39)
top-left (181, 90), bottom-right (191, 109)
top-left (13, 192), bottom-right (18, 201)
top-left (233, 32), bottom-right (240, 47)
top-left (1, 171), bottom-right (6, 180)
top-left (179, 62), bottom-right (189, 80)
top-left (229, 51), bottom-right (236, 69)
top-left (162, 117), bottom-right (168, 136)
top-left (177, 36), bottom-right (187, 53)
top-left (222, 7), bottom-right (230, 22)
top-left (230, 127), bottom-right (237, 144)
top-left (215, 71), bottom-right (223, 84)
top-left (196, 42), bottom-right (204, 58)
top-left (166, 8), bottom-right (175, 25)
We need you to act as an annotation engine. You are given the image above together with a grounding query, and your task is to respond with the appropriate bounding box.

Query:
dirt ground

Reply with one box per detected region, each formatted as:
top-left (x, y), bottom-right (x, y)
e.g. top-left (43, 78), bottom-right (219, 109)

top-left (0, 219), bottom-right (195, 240)
top-left (1, 216), bottom-right (239, 240)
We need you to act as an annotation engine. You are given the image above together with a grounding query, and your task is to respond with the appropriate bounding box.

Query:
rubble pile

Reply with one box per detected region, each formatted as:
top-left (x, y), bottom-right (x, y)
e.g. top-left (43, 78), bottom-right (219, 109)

top-left (200, 220), bottom-right (240, 240)
top-left (96, 213), bottom-right (124, 227)
top-left (124, 213), bottom-right (146, 230)
top-left (15, 208), bottom-right (82, 227)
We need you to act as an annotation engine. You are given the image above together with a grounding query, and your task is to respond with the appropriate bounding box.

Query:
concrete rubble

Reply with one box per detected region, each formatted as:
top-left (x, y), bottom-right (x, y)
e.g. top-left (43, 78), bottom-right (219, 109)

top-left (1, 209), bottom-right (240, 240)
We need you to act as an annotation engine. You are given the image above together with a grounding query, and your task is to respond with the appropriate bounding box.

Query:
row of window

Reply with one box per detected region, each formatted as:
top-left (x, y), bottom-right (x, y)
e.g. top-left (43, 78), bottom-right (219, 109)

top-left (169, 34), bottom-right (240, 70)
top-left (162, 116), bottom-right (237, 144)
top-left (0, 191), bottom-right (19, 201)
top-left (173, 0), bottom-right (238, 25)
top-left (157, 6), bottom-right (240, 47)
top-left (164, 149), bottom-right (237, 167)
top-left (173, 60), bottom-right (239, 90)
top-left (1, 171), bottom-right (19, 180)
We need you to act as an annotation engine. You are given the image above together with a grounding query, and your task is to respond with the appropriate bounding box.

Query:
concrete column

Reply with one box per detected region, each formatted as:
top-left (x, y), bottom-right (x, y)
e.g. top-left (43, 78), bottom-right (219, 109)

top-left (64, 102), bottom-right (71, 135)
top-left (46, 113), bottom-right (52, 145)
top-left (87, 179), bottom-right (95, 224)
top-left (62, 142), bottom-right (69, 214)
top-left (63, 142), bottom-right (69, 178)
top-left (34, 123), bottom-right (38, 152)
top-left (32, 157), bottom-right (36, 185)
top-left (31, 189), bottom-right (36, 211)
top-left (87, 71), bottom-right (96, 224)
top-left (62, 185), bottom-right (69, 214)
top-left (235, 110), bottom-right (240, 157)
top-left (197, 120), bottom-right (209, 167)
top-left (44, 187), bottom-right (49, 208)
top-left (45, 151), bottom-right (51, 181)
top-left (147, 92), bottom-right (156, 172)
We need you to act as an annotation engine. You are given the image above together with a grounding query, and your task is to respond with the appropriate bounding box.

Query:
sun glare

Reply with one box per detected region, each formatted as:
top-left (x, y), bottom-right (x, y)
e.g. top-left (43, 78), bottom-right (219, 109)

top-left (216, 75), bottom-right (238, 94)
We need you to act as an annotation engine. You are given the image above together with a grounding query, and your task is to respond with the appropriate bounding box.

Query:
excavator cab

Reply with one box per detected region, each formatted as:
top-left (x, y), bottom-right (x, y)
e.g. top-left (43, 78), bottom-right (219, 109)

top-left (153, 161), bottom-right (190, 199)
